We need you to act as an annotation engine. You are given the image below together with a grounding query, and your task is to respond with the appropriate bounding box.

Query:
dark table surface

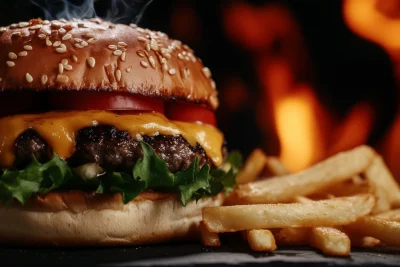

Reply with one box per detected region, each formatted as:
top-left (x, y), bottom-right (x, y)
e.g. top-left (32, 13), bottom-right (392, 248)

top-left (1, 242), bottom-right (399, 267)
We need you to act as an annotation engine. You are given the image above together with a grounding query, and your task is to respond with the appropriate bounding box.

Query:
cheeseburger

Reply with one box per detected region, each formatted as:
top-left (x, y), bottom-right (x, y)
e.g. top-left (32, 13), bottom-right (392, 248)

top-left (0, 18), bottom-right (240, 245)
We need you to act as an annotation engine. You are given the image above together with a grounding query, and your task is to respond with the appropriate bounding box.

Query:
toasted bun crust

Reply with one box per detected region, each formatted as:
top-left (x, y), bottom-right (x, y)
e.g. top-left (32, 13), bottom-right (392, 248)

top-left (0, 191), bottom-right (223, 246)
top-left (0, 18), bottom-right (218, 109)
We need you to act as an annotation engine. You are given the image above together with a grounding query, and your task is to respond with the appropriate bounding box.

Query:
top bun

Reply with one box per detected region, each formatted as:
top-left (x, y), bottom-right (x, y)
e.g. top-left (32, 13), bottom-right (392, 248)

top-left (0, 18), bottom-right (218, 109)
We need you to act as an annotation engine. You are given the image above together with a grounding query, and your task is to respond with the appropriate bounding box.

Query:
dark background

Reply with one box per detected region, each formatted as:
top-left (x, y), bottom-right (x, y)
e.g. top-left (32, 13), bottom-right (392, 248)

top-left (0, 0), bottom-right (397, 161)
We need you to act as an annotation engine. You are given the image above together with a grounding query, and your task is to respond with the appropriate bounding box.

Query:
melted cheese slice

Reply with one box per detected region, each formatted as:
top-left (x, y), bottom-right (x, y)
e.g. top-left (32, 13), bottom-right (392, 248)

top-left (0, 111), bottom-right (224, 168)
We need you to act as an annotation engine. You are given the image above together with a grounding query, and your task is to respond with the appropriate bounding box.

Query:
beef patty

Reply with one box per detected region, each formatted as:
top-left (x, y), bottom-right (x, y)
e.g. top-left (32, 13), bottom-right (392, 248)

top-left (14, 126), bottom-right (214, 172)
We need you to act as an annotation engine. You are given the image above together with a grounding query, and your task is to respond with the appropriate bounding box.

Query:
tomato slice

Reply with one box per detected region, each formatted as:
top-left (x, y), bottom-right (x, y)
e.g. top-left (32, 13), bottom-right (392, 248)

top-left (0, 92), bottom-right (44, 117)
top-left (166, 102), bottom-right (217, 126)
top-left (48, 92), bottom-right (165, 114)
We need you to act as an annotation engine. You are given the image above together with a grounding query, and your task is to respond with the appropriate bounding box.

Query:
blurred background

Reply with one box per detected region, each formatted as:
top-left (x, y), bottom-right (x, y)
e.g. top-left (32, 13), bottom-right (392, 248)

top-left (2, 0), bottom-right (400, 178)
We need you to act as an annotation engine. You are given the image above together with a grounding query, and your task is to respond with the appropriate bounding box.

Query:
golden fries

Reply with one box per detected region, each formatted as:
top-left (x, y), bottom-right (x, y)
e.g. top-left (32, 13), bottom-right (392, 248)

top-left (199, 221), bottom-right (220, 247)
top-left (265, 156), bottom-right (289, 176)
top-left (274, 228), bottom-right (310, 245)
top-left (235, 146), bottom-right (375, 204)
top-left (201, 145), bottom-right (400, 256)
top-left (236, 149), bottom-right (267, 184)
top-left (246, 230), bottom-right (277, 252)
top-left (310, 227), bottom-right (351, 256)
top-left (345, 216), bottom-right (400, 246)
top-left (364, 156), bottom-right (400, 213)
top-left (203, 194), bottom-right (375, 233)
top-left (375, 208), bottom-right (400, 222)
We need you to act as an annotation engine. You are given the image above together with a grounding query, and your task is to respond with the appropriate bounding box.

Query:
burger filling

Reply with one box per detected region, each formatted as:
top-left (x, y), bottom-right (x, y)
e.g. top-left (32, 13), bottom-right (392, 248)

top-left (0, 110), bottom-right (241, 206)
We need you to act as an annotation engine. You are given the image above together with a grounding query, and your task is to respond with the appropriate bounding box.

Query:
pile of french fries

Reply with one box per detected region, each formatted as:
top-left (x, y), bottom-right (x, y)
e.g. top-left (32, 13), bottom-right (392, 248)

top-left (200, 145), bottom-right (400, 256)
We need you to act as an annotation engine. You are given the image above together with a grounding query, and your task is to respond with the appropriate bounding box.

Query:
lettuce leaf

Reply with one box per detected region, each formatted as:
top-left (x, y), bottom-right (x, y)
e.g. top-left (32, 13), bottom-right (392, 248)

top-left (0, 142), bottom-right (242, 206)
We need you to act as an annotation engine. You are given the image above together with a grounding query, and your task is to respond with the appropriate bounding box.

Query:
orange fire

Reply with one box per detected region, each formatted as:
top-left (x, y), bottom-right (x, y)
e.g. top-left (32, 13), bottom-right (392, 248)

top-left (275, 86), bottom-right (326, 171)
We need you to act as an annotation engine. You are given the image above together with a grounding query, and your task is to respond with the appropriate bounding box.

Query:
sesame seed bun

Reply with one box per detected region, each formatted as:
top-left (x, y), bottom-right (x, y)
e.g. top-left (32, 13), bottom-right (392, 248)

top-left (0, 191), bottom-right (223, 246)
top-left (0, 18), bottom-right (218, 109)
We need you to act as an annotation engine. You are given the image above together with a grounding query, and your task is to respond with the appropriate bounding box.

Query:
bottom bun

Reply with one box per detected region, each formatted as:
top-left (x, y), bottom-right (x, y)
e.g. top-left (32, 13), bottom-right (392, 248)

top-left (0, 192), bottom-right (223, 246)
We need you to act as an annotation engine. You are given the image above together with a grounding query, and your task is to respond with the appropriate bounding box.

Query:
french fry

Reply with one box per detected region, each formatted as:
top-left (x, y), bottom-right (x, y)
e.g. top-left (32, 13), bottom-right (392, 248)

top-left (236, 149), bottom-right (267, 184)
top-left (364, 156), bottom-right (400, 213)
top-left (199, 221), bottom-right (221, 247)
top-left (310, 227), bottom-right (350, 256)
top-left (274, 228), bottom-right (310, 245)
top-left (344, 216), bottom-right (400, 246)
top-left (265, 157), bottom-right (289, 176)
top-left (375, 208), bottom-right (400, 222)
top-left (346, 233), bottom-right (380, 248)
top-left (313, 179), bottom-right (371, 198)
top-left (203, 194), bottom-right (375, 233)
top-left (235, 146), bottom-right (375, 204)
top-left (247, 229), bottom-right (277, 252)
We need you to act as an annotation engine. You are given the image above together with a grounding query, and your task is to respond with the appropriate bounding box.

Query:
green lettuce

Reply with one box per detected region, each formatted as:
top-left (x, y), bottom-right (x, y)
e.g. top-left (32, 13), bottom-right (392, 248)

top-left (0, 142), bottom-right (242, 206)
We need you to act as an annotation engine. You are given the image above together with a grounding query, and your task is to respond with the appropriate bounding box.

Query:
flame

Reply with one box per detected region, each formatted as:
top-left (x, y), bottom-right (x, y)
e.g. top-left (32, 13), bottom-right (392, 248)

top-left (328, 102), bottom-right (375, 155)
top-left (275, 86), bottom-right (325, 172)
top-left (343, 0), bottom-right (400, 51)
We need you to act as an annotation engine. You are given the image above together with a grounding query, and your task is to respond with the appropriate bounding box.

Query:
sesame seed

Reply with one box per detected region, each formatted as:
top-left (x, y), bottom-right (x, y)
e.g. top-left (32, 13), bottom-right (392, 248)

top-left (87, 57), bottom-right (95, 68)
top-left (61, 59), bottom-right (68, 65)
top-left (116, 69), bottom-right (121, 81)
top-left (182, 51), bottom-right (187, 56)
top-left (62, 33), bottom-right (72, 40)
top-left (137, 28), bottom-right (145, 33)
top-left (6, 61), bottom-right (15, 67)
top-left (12, 32), bottom-right (21, 37)
top-left (162, 63), bottom-right (168, 71)
top-left (29, 25), bottom-right (42, 30)
top-left (137, 50), bottom-right (145, 57)
top-left (41, 75), bottom-right (48, 85)
top-left (118, 41), bottom-right (127, 47)
top-left (108, 45), bottom-right (117, 50)
top-left (60, 43), bottom-right (66, 49)
top-left (59, 63), bottom-right (64, 74)
top-left (113, 50), bottom-right (122, 56)
top-left (150, 39), bottom-right (159, 51)
top-left (81, 41), bottom-right (88, 47)
top-left (84, 33), bottom-right (95, 38)
top-left (168, 68), bottom-right (176, 75)
top-left (148, 56), bottom-right (156, 68)
top-left (72, 55), bottom-right (78, 62)
top-left (56, 74), bottom-right (69, 83)
top-left (18, 51), bottom-right (28, 57)
top-left (25, 73), bottom-right (33, 83)
top-left (38, 34), bottom-right (46, 39)
top-left (161, 58), bottom-right (167, 63)
top-left (56, 48), bottom-right (67, 53)
top-left (145, 43), bottom-right (150, 52)
top-left (126, 67), bottom-right (132, 73)
top-left (0, 27), bottom-right (6, 33)
top-left (185, 56), bottom-right (190, 61)
top-left (53, 41), bottom-right (61, 47)
top-left (121, 52), bottom-right (126, 61)
top-left (19, 22), bottom-right (29, 28)
top-left (202, 67), bottom-right (211, 78)
top-left (178, 53), bottom-right (184, 60)
top-left (58, 28), bottom-right (66, 34)
top-left (24, 45), bottom-right (33, 51)
top-left (87, 38), bottom-right (97, 44)
top-left (137, 37), bottom-right (147, 42)
top-left (64, 64), bottom-right (73, 71)
top-left (130, 23), bottom-right (137, 28)
top-left (43, 20), bottom-right (50, 25)
top-left (46, 39), bottom-right (52, 46)
top-left (211, 80), bottom-right (216, 89)
top-left (74, 43), bottom-right (84, 48)
top-left (140, 61), bottom-right (148, 68)
top-left (8, 52), bottom-right (17, 59)
top-left (10, 24), bottom-right (17, 29)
